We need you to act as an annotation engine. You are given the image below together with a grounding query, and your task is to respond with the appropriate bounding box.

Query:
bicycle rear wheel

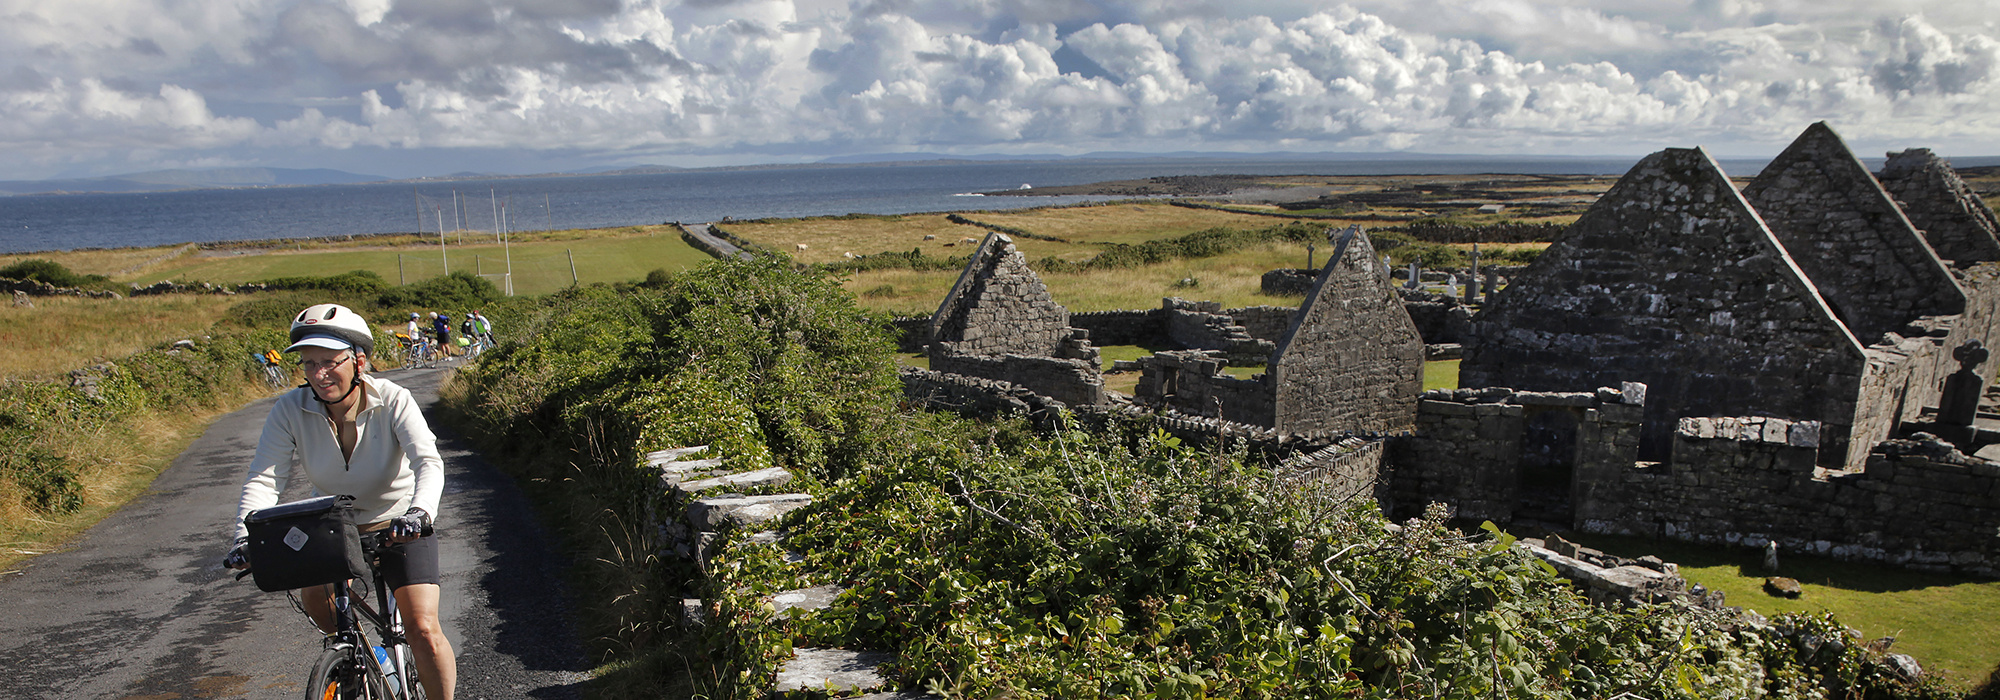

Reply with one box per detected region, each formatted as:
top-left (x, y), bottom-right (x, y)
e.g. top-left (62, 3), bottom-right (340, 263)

top-left (305, 646), bottom-right (393, 700)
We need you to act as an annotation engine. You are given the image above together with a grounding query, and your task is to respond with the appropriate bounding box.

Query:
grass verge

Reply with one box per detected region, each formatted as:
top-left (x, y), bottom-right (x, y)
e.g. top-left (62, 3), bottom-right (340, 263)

top-left (0, 294), bottom-right (244, 380)
top-left (129, 226), bottom-right (709, 296)
top-left (1568, 532), bottom-right (2000, 688)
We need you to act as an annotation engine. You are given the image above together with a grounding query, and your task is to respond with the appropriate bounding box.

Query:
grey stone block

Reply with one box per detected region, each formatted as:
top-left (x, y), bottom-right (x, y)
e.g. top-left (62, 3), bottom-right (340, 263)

top-left (772, 585), bottom-right (846, 618)
top-left (686, 493), bottom-right (814, 532)
top-left (774, 648), bottom-right (894, 693)
top-left (679, 466), bottom-right (795, 493)
top-left (645, 445), bottom-right (709, 466)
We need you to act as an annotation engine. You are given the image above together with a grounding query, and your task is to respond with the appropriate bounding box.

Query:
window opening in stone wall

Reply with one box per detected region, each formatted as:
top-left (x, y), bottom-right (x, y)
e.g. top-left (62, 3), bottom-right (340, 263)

top-left (1517, 407), bottom-right (1581, 524)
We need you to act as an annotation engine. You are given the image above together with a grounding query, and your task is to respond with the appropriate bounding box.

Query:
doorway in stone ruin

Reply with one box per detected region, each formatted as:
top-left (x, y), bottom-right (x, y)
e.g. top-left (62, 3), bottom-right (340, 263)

top-left (1516, 407), bottom-right (1581, 524)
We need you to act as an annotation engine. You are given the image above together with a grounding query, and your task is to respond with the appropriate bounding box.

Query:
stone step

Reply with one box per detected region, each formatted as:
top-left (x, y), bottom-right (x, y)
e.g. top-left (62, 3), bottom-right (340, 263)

top-left (687, 494), bottom-right (814, 532)
top-left (773, 648), bottom-right (893, 694)
top-left (771, 585), bottom-right (844, 619)
top-left (645, 445), bottom-right (709, 465)
top-left (660, 457), bottom-right (727, 477)
top-left (680, 466), bottom-right (794, 493)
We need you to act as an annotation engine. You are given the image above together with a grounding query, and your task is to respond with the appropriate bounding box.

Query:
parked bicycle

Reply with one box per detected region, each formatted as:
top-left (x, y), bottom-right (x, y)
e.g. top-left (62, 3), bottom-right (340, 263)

top-left (395, 332), bottom-right (435, 369)
top-left (236, 496), bottom-right (434, 700)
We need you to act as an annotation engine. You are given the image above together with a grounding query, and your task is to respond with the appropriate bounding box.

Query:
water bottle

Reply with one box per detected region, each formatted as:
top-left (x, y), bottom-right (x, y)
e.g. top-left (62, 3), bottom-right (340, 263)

top-left (372, 646), bottom-right (404, 699)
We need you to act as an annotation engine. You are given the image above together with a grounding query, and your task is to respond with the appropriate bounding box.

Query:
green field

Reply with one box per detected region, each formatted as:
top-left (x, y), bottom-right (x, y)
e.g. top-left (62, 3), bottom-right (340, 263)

top-left (127, 229), bottom-right (710, 295)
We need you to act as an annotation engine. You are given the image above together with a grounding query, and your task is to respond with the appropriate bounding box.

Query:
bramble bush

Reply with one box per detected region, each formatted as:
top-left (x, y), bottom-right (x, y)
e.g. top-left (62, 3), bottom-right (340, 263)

top-left (442, 258), bottom-right (1964, 700)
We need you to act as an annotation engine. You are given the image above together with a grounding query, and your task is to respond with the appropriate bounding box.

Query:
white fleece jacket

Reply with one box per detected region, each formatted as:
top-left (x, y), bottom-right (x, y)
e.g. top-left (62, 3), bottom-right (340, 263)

top-left (233, 374), bottom-right (445, 540)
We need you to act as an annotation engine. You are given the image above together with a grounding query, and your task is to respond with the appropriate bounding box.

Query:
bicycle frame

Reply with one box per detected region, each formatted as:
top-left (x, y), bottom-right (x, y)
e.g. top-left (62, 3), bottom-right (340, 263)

top-left (306, 533), bottom-right (425, 700)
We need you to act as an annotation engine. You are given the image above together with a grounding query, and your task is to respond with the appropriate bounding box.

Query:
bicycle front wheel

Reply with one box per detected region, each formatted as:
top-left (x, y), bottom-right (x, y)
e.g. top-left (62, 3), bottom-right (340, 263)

top-left (305, 647), bottom-right (393, 700)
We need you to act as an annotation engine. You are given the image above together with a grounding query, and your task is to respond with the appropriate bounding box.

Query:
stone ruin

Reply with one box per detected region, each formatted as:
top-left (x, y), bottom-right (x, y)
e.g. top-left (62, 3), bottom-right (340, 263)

top-left (1128, 226), bottom-right (1425, 435)
top-left (895, 123), bottom-right (2000, 576)
top-left (1439, 122), bottom-right (2000, 574)
top-left (917, 232), bottom-right (1105, 409)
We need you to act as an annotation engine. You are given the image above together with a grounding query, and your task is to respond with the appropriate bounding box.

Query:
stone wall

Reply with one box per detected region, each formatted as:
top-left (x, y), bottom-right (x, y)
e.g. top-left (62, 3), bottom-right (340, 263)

top-left (1, 278), bottom-right (122, 299)
top-left (1131, 350), bottom-right (1274, 426)
top-left (1222, 305), bottom-right (1298, 344)
top-left (1463, 147), bottom-right (1869, 465)
top-left (1575, 424), bottom-right (2000, 576)
top-left (898, 367), bottom-right (1070, 424)
top-left (1270, 227), bottom-right (1425, 434)
top-left (1388, 385), bottom-right (1644, 524)
top-left (1877, 148), bottom-right (2000, 266)
top-left (1397, 288), bottom-right (1473, 345)
top-left (1742, 122), bottom-right (1964, 343)
top-left (1261, 268), bottom-right (1315, 296)
top-left (1069, 309), bottom-right (1166, 347)
top-left (1276, 437), bottom-right (1387, 505)
top-left (930, 352), bottom-right (1105, 409)
top-left (1164, 298), bottom-right (1275, 365)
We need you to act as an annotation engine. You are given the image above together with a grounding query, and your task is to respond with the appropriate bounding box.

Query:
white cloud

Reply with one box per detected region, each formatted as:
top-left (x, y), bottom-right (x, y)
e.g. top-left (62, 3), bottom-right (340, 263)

top-left (0, 0), bottom-right (1996, 178)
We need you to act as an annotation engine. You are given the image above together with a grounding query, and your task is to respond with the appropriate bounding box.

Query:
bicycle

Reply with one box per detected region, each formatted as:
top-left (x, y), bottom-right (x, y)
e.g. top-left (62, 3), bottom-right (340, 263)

top-left (398, 333), bottom-right (434, 369)
top-left (237, 498), bottom-right (434, 700)
top-left (253, 352), bottom-right (289, 389)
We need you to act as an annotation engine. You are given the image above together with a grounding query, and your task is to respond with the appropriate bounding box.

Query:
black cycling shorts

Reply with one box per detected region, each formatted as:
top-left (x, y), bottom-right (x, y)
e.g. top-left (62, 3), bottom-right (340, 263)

top-left (375, 534), bottom-right (441, 590)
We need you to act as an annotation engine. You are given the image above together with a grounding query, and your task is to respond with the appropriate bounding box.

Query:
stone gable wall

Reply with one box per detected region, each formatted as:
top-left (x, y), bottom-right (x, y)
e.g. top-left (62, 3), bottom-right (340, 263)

top-left (1463, 147), bottom-right (1867, 464)
top-left (1877, 148), bottom-right (2000, 266)
top-left (1576, 425), bottom-right (2000, 576)
top-left (1742, 122), bottom-right (1964, 343)
top-left (1271, 228), bottom-right (1425, 434)
top-left (928, 233), bottom-right (1071, 357)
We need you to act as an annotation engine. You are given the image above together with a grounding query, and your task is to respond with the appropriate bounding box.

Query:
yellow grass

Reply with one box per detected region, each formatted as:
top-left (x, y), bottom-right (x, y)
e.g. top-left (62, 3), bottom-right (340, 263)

top-left (0, 295), bottom-right (243, 379)
top-left (0, 244), bottom-right (200, 278)
top-left (966, 202), bottom-right (1299, 245)
top-left (843, 240), bottom-right (1315, 315)
top-left (127, 226), bottom-right (710, 295)
top-left (725, 203), bottom-right (1315, 267)
top-left (0, 384), bottom-right (276, 572)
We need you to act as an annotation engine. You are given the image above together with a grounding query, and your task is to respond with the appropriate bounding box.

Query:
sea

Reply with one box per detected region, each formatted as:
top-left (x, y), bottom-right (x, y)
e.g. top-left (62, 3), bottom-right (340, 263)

top-left (0, 155), bottom-right (1813, 254)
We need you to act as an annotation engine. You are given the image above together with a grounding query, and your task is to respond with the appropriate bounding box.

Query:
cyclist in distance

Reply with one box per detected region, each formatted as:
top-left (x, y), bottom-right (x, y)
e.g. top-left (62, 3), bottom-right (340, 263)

top-left (224, 303), bottom-right (456, 699)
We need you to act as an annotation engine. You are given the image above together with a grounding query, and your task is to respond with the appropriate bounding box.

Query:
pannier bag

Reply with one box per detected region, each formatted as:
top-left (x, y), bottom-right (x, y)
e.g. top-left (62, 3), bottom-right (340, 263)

top-left (243, 495), bottom-right (368, 592)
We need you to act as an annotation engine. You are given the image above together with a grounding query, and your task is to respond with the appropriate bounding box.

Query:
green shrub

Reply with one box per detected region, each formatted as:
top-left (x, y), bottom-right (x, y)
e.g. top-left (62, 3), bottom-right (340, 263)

top-left (375, 271), bottom-right (502, 312)
top-left (0, 259), bottom-right (115, 291)
top-left (255, 269), bottom-right (390, 296)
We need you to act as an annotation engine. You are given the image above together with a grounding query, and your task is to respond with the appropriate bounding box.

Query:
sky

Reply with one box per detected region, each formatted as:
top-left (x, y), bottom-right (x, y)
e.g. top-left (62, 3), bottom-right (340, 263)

top-left (2, 0), bottom-right (1997, 180)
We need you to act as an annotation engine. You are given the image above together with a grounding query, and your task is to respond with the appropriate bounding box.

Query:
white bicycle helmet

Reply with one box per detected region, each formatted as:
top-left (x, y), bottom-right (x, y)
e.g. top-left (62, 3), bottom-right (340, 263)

top-left (286, 303), bottom-right (375, 354)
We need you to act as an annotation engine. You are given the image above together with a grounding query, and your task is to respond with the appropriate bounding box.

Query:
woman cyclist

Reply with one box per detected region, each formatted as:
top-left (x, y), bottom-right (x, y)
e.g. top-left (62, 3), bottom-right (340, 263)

top-left (223, 303), bottom-right (456, 699)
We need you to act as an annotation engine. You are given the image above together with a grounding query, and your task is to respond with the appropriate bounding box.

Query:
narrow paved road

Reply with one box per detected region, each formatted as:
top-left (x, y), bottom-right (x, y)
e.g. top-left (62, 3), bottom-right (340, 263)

top-left (0, 362), bottom-right (588, 699)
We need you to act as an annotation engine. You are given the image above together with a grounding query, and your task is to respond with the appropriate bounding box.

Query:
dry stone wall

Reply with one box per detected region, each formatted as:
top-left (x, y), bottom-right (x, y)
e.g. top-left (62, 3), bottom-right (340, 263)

top-left (1164, 298), bottom-right (1275, 365)
top-left (1221, 306), bottom-right (1297, 344)
top-left (1463, 147), bottom-right (1868, 464)
top-left (1576, 423), bottom-right (2000, 576)
top-left (1387, 386), bottom-right (1644, 524)
top-left (1131, 350), bottom-right (1274, 426)
top-left (1271, 227), bottom-right (1425, 434)
top-left (1742, 122), bottom-right (1964, 343)
top-left (1069, 309), bottom-right (1166, 346)
top-left (929, 351), bottom-right (1104, 409)
top-left (1877, 148), bottom-right (2000, 266)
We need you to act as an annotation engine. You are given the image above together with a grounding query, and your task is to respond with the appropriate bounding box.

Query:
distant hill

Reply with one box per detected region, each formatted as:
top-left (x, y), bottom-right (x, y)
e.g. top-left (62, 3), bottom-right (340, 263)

top-left (0, 167), bottom-right (388, 196)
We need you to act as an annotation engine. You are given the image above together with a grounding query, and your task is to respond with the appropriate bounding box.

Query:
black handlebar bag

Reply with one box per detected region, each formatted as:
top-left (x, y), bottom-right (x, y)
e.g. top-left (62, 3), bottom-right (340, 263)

top-left (243, 495), bottom-right (368, 592)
